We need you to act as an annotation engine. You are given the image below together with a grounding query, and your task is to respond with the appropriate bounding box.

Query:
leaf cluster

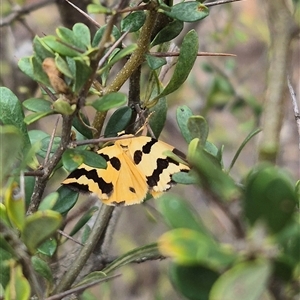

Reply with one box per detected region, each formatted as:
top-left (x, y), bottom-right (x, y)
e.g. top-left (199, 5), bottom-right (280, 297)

top-left (0, 0), bottom-right (299, 299)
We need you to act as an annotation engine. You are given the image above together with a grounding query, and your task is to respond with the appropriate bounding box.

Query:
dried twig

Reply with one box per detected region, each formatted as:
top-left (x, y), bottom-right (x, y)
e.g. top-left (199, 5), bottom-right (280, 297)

top-left (205, 0), bottom-right (244, 7)
top-left (287, 76), bottom-right (300, 150)
top-left (151, 51), bottom-right (236, 57)
top-left (46, 274), bottom-right (121, 300)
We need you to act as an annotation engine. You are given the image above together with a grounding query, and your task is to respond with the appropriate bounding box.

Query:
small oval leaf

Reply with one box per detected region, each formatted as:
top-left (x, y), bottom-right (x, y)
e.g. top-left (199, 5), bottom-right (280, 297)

top-left (121, 11), bottom-right (146, 32)
top-left (164, 2), bottom-right (209, 22)
top-left (23, 98), bottom-right (52, 113)
top-left (90, 92), bottom-right (127, 111)
top-left (22, 210), bottom-right (62, 253)
top-left (104, 106), bottom-right (133, 137)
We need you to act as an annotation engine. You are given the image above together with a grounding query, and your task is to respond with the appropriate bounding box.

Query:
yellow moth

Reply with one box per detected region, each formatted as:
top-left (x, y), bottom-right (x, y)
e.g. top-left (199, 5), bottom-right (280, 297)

top-left (62, 134), bottom-right (190, 206)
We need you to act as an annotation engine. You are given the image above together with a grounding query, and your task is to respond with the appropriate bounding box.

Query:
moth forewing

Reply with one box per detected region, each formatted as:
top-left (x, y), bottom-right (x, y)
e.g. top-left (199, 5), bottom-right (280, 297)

top-left (62, 133), bottom-right (190, 206)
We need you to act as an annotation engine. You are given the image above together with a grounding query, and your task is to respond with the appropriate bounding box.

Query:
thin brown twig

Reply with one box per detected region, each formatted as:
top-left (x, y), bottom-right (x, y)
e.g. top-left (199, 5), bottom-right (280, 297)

top-left (65, 0), bottom-right (101, 29)
top-left (57, 230), bottom-right (84, 246)
top-left (118, 4), bottom-right (149, 14)
top-left (71, 134), bottom-right (136, 147)
top-left (44, 116), bottom-right (60, 165)
top-left (46, 274), bottom-right (121, 300)
top-left (205, 0), bottom-right (244, 7)
top-left (27, 115), bottom-right (74, 214)
top-left (53, 205), bottom-right (115, 293)
top-left (287, 76), bottom-right (300, 150)
top-left (150, 51), bottom-right (236, 57)
top-left (24, 170), bottom-right (45, 177)
top-left (98, 29), bottom-right (131, 69)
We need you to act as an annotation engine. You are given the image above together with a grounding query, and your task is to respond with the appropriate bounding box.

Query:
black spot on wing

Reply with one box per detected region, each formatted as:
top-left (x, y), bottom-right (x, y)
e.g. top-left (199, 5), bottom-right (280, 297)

top-left (146, 157), bottom-right (184, 188)
top-left (129, 187), bottom-right (136, 193)
top-left (146, 158), bottom-right (169, 187)
top-left (142, 138), bottom-right (157, 154)
top-left (64, 181), bottom-right (90, 193)
top-left (64, 168), bottom-right (113, 195)
top-left (134, 150), bottom-right (142, 164)
top-left (133, 138), bottom-right (157, 165)
top-left (111, 201), bottom-right (126, 206)
top-left (110, 157), bottom-right (121, 170)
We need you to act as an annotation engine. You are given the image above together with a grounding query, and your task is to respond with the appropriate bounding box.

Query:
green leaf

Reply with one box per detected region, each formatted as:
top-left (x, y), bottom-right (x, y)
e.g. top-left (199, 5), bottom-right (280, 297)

top-left (24, 111), bottom-right (54, 125)
top-left (92, 25), bottom-right (120, 47)
top-left (145, 54), bottom-right (166, 70)
top-left (62, 149), bottom-right (82, 172)
top-left (0, 126), bottom-right (23, 184)
top-left (72, 113), bottom-right (93, 139)
top-left (81, 150), bottom-right (107, 169)
top-left (87, 3), bottom-right (112, 14)
top-left (188, 116), bottom-right (208, 146)
top-left (148, 97), bottom-right (168, 138)
top-left (0, 87), bottom-right (30, 150)
top-left (159, 30), bottom-right (198, 98)
top-left (69, 206), bottom-right (98, 237)
top-left (4, 181), bottom-right (25, 231)
top-left (55, 54), bottom-right (73, 78)
top-left (228, 128), bottom-right (262, 172)
top-left (31, 256), bottom-right (53, 284)
top-left (121, 11), bottom-right (146, 32)
top-left (176, 105), bottom-right (194, 143)
top-left (37, 238), bottom-right (57, 257)
top-left (103, 44), bottom-right (138, 71)
top-left (81, 225), bottom-right (92, 244)
top-left (18, 56), bottom-right (35, 80)
top-left (32, 55), bottom-right (51, 85)
top-left (52, 99), bottom-right (76, 115)
top-left (104, 106), bottom-right (133, 137)
top-left (102, 243), bottom-right (160, 274)
top-left (210, 260), bottom-right (271, 300)
top-left (24, 176), bottom-right (35, 208)
top-left (53, 186), bottom-right (79, 214)
top-left (73, 58), bottom-right (93, 93)
top-left (38, 192), bottom-right (59, 211)
top-left (172, 171), bottom-right (198, 185)
top-left (28, 130), bottom-right (49, 145)
top-left (151, 20), bottom-right (184, 47)
top-left (23, 98), bottom-right (52, 113)
top-left (157, 194), bottom-right (207, 233)
top-left (188, 142), bottom-right (238, 201)
top-left (22, 210), bottom-right (62, 253)
top-left (244, 164), bottom-right (297, 233)
top-left (163, 2), bottom-right (209, 22)
top-left (0, 242), bottom-right (13, 288)
top-left (63, 149), bottom-right (107, 172)
top-left (207, 75), bottom-right (234, 109)
top-left (5, 264), bottom-right (31, 300)
top-left (90, 92), bottom-right (127, 111)
top-left (73, 23), bottom-right (91, 48)
top-left (42, 35), bottom-right (82, 57)
top-left (204, 140), bottom-right (220, 159)
top-left (33, 36), bottom-right (55, 60)
top-left (158, 228), bottom-right (236, 268)
top-left (0, 203), bottom-right (11, 227)
top-left (170, 264), bottom-right (219, 300)
top-left (40, 136), bottom-right (61, 155)
top-left (56, 26), bottom-right (86, 50)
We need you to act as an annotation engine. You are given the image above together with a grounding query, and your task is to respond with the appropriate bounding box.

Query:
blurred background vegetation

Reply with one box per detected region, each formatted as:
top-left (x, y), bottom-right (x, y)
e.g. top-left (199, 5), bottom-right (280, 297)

top-left (0, 0), bottom-right (299, 299)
